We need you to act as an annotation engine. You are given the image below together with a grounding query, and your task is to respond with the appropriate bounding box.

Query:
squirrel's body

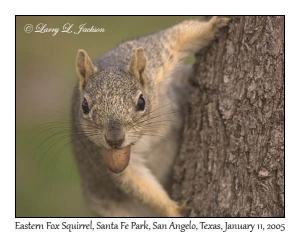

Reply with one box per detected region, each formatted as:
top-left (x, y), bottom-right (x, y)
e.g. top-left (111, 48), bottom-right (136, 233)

top-left (71, 17), bottom-right (230, 217)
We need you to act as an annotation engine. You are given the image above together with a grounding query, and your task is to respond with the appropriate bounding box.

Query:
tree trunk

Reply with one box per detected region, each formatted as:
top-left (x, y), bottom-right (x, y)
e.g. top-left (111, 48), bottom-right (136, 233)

top-left (172, 16), bottom-right (284, 217)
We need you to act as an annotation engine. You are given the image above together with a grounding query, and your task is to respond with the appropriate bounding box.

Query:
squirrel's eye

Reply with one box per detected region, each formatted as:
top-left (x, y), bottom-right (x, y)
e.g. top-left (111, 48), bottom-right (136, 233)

top-left (82, 98), bottom-right (89, 114)
top-left (137, 95), bottom-right (145, 111)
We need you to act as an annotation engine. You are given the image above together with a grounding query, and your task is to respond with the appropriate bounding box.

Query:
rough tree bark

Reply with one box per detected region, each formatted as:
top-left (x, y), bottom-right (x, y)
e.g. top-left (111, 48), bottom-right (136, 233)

top-left (172, 16), bottom-right (284, 217)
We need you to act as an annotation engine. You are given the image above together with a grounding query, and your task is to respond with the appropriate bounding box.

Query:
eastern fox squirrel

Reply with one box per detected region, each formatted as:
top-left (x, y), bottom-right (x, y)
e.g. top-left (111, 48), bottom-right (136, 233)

top-left (71, 16), bottom-right (230, 217)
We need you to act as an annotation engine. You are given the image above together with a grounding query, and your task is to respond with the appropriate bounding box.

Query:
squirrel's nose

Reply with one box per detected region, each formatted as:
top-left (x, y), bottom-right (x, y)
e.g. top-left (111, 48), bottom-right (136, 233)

top-left (105, 135), bottom-right (125, 148)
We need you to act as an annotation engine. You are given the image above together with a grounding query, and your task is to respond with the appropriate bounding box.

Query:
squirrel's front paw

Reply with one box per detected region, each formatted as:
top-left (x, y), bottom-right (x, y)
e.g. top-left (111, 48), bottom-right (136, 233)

top-left (164, 200), bottom-right (191, 217)
top-left (163, 201), bottom-right (182, 217)
top-left (179, 199), bottom-right (192, 217)
top-left (209, 16), bottom-right (231, 30)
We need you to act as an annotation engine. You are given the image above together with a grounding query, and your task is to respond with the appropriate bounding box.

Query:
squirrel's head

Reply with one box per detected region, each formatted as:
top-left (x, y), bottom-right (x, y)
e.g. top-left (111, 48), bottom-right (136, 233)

top-left (75, 48), bottom-right (150, 151)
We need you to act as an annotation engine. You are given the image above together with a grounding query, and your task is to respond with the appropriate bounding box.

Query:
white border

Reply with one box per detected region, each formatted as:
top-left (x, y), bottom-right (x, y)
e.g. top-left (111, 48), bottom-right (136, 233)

top-left (3, 0), bottom-right (297, 232)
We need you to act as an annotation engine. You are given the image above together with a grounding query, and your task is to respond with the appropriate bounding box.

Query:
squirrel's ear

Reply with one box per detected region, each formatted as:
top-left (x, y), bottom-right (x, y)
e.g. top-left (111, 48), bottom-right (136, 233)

top-left (76, 49), bottom-right (97, 91)
top-left (128, 47), bottom-right (147, 86)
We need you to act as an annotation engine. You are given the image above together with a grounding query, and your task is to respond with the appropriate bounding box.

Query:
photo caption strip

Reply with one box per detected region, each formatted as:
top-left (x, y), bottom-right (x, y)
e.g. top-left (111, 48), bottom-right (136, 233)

top-left (14, 219), bottom-right (286, 232)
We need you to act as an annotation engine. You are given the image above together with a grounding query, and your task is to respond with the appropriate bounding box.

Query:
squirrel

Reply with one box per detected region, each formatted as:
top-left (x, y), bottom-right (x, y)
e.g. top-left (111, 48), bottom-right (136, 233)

top-left (71, 16), bottom-right (230, 217)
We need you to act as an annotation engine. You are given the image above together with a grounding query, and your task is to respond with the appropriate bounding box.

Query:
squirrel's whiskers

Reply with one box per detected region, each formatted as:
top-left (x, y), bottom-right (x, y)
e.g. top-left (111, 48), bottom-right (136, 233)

top-left (30, 17), bottom-right (230, 217)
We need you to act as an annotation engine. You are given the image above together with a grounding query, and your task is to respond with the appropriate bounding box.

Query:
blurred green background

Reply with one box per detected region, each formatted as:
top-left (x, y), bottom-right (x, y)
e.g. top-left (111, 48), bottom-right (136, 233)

top-left (16, 16), bottom-right (198, 217)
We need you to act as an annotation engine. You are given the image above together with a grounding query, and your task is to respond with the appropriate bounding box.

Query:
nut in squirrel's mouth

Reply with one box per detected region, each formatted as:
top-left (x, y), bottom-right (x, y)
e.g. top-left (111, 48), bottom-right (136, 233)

top-left (101, 145), bottom-right (131, 174)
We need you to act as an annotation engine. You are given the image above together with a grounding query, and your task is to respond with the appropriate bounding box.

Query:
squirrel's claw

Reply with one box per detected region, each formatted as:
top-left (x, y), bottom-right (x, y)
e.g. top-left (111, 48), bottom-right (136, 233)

top-left (178, 199), bottom-right (192, 217)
